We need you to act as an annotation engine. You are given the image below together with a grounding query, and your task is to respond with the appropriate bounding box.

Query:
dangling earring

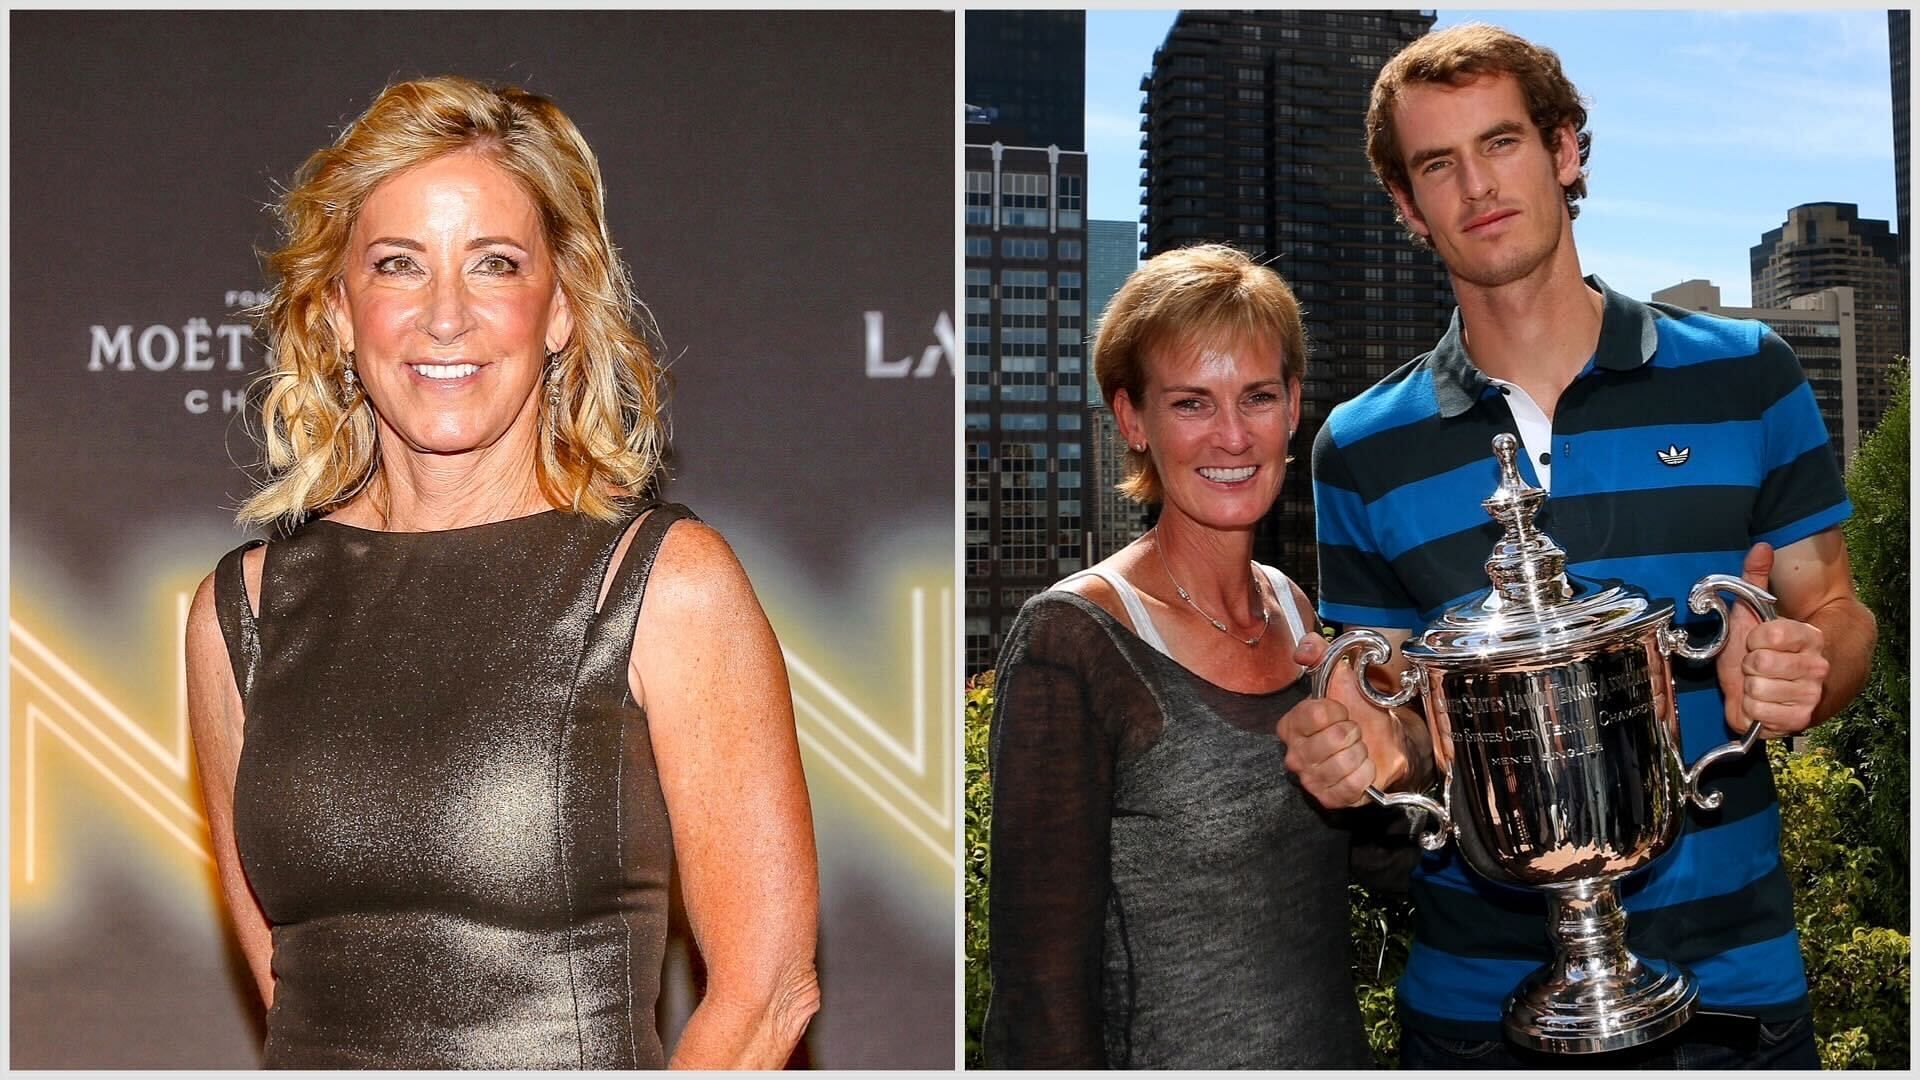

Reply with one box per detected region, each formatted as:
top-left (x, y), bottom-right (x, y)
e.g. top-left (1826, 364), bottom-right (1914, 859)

top-left (1285, 426), bottom-right (1296, 465)
top-left (342, 352), bottom-right (361, 407)
top-left (545, 351), bottom-right (564, 424)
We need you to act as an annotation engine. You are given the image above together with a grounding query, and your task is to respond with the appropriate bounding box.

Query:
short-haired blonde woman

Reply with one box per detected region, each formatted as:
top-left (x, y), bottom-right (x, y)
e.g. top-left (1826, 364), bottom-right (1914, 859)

top-left (983, 244), bottom-right (1408, 1068)
top-left (183, 76), bottom-right (818, 1069)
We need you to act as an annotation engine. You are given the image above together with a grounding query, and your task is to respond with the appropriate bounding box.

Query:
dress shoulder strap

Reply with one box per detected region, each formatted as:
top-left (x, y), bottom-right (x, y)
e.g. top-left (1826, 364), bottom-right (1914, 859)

top-left (212, 538), bottom-right (268, 700)
top-left (1257, 563), bottom-right (1308, 644)
top-left (1052, 566), bottom-right (1172, 658)
top-left (577, 501), bottom-right (695, 697)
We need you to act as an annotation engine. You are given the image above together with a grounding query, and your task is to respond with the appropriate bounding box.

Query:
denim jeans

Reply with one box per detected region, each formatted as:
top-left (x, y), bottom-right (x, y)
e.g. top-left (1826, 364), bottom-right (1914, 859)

top-left (1399, 1012), bottom-right (1819, 1070)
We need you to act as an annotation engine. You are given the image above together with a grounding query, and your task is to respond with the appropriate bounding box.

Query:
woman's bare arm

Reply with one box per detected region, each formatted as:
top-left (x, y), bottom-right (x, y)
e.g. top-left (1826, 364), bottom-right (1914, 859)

top-left (185, 553), bottom-right (275, 1006)
top-left (630, 521), bottom-right (820, 1069)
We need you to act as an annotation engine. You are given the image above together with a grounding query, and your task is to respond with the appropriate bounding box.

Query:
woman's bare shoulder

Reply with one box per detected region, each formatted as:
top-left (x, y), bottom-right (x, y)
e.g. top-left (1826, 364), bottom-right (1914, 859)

top-left (623, 515), bottom-right (770, 665)
top-left (642, 516), bottom-right (755, 613)
top-left (1053, 550), bottom-right (1143, 635)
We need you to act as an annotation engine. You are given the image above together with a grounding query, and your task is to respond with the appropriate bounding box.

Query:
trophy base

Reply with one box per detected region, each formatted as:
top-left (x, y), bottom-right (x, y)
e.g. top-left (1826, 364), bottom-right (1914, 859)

top-left (1503, 955), bottom-right (1697, 1055)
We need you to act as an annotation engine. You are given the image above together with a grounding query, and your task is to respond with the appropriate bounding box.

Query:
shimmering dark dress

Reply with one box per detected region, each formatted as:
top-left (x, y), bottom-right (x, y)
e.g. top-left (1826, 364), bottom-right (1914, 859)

top-left (213, 503), bottom-right (690, 1068)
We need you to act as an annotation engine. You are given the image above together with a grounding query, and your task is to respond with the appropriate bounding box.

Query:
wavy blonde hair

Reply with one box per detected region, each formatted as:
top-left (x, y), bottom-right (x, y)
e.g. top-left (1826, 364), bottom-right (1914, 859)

top-left (238, 75), bottom-right (665, 527)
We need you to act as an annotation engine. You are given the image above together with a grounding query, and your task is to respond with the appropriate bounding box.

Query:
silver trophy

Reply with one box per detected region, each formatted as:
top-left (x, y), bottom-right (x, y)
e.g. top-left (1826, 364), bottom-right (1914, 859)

top-left (1314, 434), bottom-right (1774, 1054)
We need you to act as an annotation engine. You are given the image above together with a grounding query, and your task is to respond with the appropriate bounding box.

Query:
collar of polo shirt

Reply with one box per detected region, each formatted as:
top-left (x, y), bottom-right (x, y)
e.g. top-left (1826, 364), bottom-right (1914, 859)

top-left (1430, 275), bottom-right (1662, 419)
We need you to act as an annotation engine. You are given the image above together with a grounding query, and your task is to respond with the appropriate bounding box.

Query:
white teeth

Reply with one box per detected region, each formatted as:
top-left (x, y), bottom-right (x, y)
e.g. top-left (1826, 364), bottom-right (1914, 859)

top-left (1199, 466), bottom-right (1256, 482)
top-left (414, 363), bottom-right (478, 380)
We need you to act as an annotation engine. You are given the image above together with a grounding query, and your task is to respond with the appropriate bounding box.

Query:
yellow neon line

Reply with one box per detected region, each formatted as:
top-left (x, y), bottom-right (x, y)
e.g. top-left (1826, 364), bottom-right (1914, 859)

top-left (24, 706), bottom-right (213, 871)
top-left (784, 649), bottom-right (927, 775)
top-left (912, 588), bottom-right (928, 766)
top-left (941, 587), bottom-right (954, 825)
top-left (176, 591), bottom-right (191, 764)
top-left (10, 621), bottom-right (189, 773)
top-left (795, 726), bottom-right (954, 867)
top-left (24, 716), bottom-right (36, 883)
top-left (792, 692), bottom-right (948, 827)
top-left (12, 660), bottom-right (202, 820)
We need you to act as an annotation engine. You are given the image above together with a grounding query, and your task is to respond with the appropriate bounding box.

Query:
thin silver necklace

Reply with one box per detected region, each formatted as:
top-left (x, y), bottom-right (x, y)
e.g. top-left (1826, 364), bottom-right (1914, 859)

top-left (1152, 528), bottom-right (1272, 647)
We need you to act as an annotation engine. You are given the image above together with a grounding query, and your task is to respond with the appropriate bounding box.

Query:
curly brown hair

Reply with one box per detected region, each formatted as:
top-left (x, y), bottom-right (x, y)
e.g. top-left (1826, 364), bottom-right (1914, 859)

top-left (1366, 23), bottom-right (1592, 245)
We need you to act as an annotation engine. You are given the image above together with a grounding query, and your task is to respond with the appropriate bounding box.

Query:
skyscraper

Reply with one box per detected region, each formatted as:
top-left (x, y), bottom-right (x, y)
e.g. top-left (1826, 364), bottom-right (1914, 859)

top-left (1751, 203), bottom-right (1904, 436)
top-left (1891, 10), bottom-right (1909, 296)
top-left (1139, 10), bottom-right (1452, 573)
top-left (965, 12), bottom-right (1086, 152)
top-left (1085, 219), bottom-right (1143, 562)
top-left (965, 15), bottom-right (1090, 674)
top-left (1086, 218), bottom-right (1139, 319)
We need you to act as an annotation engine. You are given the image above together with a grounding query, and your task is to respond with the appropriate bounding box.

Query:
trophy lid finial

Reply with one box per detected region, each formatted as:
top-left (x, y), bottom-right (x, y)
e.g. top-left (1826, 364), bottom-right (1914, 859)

top-left (1481, 433), bottom-right (1572, 608)
top-left (1483, 433), bottom-right (1541, 528)
top-left (1493, 432), bottom-right (1520, 478)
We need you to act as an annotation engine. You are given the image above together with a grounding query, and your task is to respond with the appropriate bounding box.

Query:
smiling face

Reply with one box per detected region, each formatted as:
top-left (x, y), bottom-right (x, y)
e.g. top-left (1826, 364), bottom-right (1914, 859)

top-left (1387, 72), bottom-right (1582, 290)
top-left (1113, 333), bottom-right (1301, 532)
top-left (326, 150), bottom-right (573, 461)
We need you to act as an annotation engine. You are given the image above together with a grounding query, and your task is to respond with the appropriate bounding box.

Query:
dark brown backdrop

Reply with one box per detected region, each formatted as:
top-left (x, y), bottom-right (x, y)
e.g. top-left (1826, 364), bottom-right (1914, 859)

top-left (10, 10), bottom-right (955, 1068)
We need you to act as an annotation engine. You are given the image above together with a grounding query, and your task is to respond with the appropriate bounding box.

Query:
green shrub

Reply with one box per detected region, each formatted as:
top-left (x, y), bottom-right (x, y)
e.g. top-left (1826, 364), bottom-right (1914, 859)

top-left (1773, 741), bottom-right (1912, 1069)
top-left (962, 672), bottom-right (995, 1069)
top-left (1814, 361), bottom-right (1910, 931)
top-left (1349, 883), bottom-right (1413, 1065)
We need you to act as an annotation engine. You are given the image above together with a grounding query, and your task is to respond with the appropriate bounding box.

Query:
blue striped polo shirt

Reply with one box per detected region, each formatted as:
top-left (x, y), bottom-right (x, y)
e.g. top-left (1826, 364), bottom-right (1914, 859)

top-left (1312, 276), bottom-right (1850, 1040)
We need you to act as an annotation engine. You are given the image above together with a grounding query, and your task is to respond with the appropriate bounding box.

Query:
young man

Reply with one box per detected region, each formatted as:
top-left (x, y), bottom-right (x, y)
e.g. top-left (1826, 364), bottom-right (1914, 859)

top-left (1281, 23), bottom-right (1877, 1068)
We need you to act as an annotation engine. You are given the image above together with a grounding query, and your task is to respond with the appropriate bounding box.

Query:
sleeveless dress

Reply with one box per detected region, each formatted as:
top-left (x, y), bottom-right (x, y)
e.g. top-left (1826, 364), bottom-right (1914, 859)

top-left (213, 502), bottom-right (690, 1069)
top-left (983, 564), bottom-right (1376, 1069)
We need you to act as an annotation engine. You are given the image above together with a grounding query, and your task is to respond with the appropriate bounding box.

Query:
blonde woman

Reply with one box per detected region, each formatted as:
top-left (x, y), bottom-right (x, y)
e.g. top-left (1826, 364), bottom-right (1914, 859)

top-left (183, 77), bottom-right (818, 1068)
top-left (983, 245), bottom-right (1418, 1068)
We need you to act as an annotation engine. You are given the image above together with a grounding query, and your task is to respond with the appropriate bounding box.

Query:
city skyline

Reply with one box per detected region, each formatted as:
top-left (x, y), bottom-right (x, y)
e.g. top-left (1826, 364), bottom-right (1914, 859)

top-left (1087, 9), bottom-right (1899, 307)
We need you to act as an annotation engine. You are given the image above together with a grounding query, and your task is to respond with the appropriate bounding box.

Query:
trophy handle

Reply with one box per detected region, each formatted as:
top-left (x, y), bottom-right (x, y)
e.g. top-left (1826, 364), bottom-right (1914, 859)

top-left (1664, 574), bottom-right (1778, 662)
top-left (1662, 574), bottom-right (1779, 810)
top-left (1311, 629), bottom-right (1420, 709)
top-left (1309, 630), bottom-right (1449, 848)
top-left (1368, 785), bottom-right (1454, 852)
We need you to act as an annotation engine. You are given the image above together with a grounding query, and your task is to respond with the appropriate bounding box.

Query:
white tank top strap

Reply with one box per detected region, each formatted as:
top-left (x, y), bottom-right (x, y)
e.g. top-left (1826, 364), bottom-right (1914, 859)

top-left (1257, 563), bottom-right (1308, 644)
top-left (1052, 567), bottom-right (1173, 658)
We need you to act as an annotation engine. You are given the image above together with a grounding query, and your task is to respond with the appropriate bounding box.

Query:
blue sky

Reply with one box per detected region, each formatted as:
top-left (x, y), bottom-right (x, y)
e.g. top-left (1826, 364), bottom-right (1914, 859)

top-left (1085, 10), bottom-right (1899, 306)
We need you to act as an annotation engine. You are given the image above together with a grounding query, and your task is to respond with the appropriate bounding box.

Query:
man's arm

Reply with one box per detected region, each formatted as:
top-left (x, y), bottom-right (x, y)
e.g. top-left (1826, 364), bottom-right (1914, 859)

top-left (1301, 413), bottom-right (1437, 807)
top-left (1717, 529), bottom-right (1876, 738)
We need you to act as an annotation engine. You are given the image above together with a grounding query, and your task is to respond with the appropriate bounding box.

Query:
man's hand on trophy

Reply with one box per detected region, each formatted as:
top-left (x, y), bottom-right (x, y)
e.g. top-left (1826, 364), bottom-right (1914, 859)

top-left (1279, 632), bottom-right (1410, 808)
top-left (1718, 542), bottom-right (1830, 739)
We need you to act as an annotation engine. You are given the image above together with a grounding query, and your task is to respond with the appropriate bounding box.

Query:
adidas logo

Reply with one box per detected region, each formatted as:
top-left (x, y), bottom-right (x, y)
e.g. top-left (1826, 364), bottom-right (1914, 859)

top-left (1656, 445), bottom-right (1691, 467)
